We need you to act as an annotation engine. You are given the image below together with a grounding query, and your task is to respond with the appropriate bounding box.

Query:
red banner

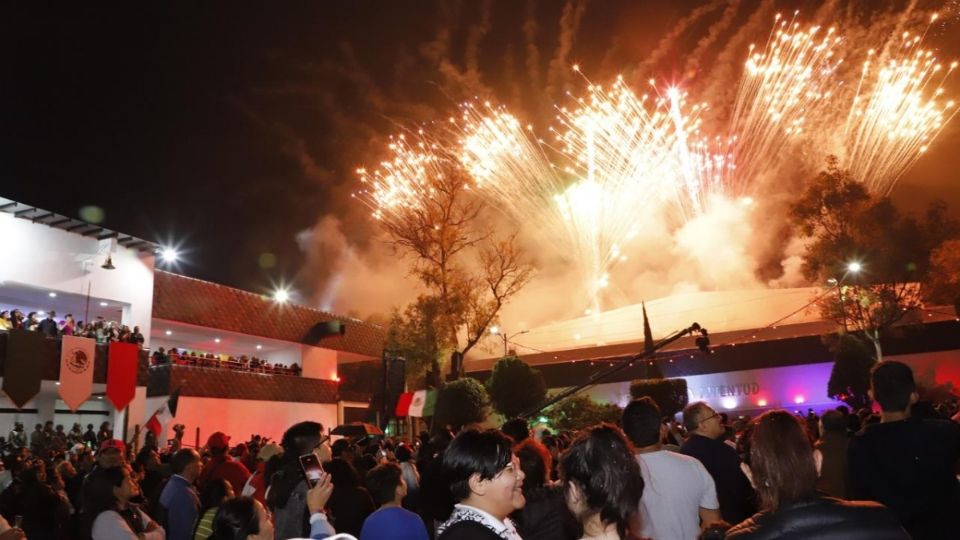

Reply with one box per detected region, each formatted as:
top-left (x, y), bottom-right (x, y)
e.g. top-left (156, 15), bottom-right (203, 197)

top-left (59, 335), bottom-right (96, 411)
top-left (106, 342), bottom-right (138, 411)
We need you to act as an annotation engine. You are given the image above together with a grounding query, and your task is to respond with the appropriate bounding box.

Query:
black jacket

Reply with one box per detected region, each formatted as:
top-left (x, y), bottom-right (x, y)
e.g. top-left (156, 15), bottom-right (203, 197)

top-left (726, 496), bottom-right (910, 540)
top-left (679, 434), bottom-right (756, 523)
top-left (437, 521), bottom-right (504, 540)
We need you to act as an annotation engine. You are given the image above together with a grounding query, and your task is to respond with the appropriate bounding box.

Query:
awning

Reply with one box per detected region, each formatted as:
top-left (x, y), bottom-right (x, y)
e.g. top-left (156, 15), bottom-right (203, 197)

top-left (395, 392), bottom-right (414, 417)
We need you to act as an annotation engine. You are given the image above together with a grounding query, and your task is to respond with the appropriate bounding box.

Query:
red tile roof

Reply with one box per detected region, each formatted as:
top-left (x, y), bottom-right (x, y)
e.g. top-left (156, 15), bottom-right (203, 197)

top-left (152, 271), bottom-right (384, 358)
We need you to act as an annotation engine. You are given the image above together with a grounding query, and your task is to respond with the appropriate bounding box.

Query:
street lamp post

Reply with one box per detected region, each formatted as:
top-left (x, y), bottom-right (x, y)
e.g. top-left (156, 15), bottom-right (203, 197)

top-left (829, 261), bottom-right (863, 332)
top-left (489, 326), bottom-right (529, 357)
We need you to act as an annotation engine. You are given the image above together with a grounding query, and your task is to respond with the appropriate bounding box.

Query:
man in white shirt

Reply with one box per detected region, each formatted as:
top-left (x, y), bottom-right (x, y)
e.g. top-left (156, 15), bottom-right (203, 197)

top-left (623, 397), bottom-right (721, 540)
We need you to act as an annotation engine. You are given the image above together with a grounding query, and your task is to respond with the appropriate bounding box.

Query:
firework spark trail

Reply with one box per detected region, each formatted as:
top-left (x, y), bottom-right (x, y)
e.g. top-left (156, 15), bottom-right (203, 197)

top-left (729, 13), bottom-right (844, 193)
top-left (842, 28), bottom-right (958, 194)
top-left (357, 10), bottom-right (958, 314)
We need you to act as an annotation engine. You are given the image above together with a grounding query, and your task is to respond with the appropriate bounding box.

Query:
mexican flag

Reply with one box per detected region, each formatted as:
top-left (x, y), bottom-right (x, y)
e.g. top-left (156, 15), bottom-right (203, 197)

top-left (145, 388), bottom-right (181, 436)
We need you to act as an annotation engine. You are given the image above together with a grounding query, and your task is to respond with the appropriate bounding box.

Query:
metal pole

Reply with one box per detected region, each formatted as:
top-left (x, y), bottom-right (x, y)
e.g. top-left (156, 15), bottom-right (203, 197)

top-left (520, 323), bottom-right (705, 419)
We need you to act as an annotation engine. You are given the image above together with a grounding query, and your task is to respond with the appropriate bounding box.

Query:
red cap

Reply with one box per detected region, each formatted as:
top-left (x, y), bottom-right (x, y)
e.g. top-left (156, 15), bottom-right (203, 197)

top-left (206, 431), bottom-right (231, 449)
top-left (99, 439), bottom-right (126, 453)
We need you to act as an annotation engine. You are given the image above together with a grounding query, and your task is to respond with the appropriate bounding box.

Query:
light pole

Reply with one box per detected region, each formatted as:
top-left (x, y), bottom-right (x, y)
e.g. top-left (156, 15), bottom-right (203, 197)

top-left (829, 261), bottom-right (862, 332)
top-left (489, 326), bottom-right (529, 357)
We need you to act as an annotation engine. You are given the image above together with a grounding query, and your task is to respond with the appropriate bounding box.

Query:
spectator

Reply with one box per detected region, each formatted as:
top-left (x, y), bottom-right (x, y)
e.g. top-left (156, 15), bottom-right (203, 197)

top-left (14, 462), bottom-right (71, 540)
top-left (815, 410), bottom-right (850, 499)
top-left (24, 312), bottom-right (39, 332)
top-left (61, 314), bottom-right (76, 336)
top-left (97, 439), bottom-right (127, 470)
top-left (394, 443), bottom-right (420, 513)
top-left (98, 423), bottom-right (113, 445)
top-left (194, 478), bottom-right (234, 540)
top-left (197, 433), bottom-right (251, 495)
top-left (129, 326), bottom-right (145, 345)
top-left (267, 421), bottom-right (324, 540)
top-left (208, 497), bottom-right (277, 540)
top-left (418, 430), bottom-right (456, 534)
top-left (436, 429), bottom-right (525, 540)
top-left (37, 310), bottom-right (58, 337)
top-left (84, 424), bottom-right (99, 447)
top-left (322, 458), bottom-right (374, 537)
top-left (158, 449), bottom-right (201, 540)
top-left (85, 465), bottom-right (164, 540)
top-left (847, 361), bottom-right (960, 539)
top-left (559, 424), bottom-right (643, 540)
top-left (726, 410), bottom-right (909, 539)
top-left (0, 311), bottom-right (11, 331)
top-left (30, 424), bottom-right (44, 455)
top-left (241, 442), bottom-right (282, 505)
top-left (135, 448), bottom-right (165, 511)
top-left (622, 397), bottom-right (720, 540)
top-left (360, 462), bottom-right (428, 540)
top-left (7, 423), bottom-right (26, 449)
top-left (680, 402), bottom-right (756, 524)
top-left (500, 419), bottom-right (530, 444)
top-left (510, 438), bottom-right (576, 540)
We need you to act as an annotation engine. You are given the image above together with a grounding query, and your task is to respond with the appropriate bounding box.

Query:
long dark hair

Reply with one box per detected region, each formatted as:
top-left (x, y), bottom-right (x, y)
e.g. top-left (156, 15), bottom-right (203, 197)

top-left (200, 478), bottom-right (233, 514)
top-left (560, 424), bottom-right (643, 538)
top-left (83, 466), bottom-right (126, 517)
top-left (750, 410), bottom-right (818, 510)
top-left (210, 497), bottom-right (260, 540)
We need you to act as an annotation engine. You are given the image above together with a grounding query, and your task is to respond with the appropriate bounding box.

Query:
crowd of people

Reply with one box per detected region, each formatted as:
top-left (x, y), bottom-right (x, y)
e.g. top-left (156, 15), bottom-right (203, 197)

top-left (150, 348), bottom-right (302, 377)
top-left (0, 308), bottom-right (144, 346)
top-left (0, 359), bottom-right (956, 540)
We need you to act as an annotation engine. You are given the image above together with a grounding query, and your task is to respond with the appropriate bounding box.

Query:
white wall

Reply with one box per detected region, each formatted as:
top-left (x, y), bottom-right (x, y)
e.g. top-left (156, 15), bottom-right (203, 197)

top-left (301, 346), bottom-right (338, 380)
top-left (0, 213), bottom-right (155, 347)
top-left (158, 396), bottom-right (338, 446)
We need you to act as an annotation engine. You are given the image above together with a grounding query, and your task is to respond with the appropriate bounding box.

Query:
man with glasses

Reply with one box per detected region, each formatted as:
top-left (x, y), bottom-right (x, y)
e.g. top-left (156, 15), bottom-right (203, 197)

top-left (680, 402), bottom-right (755, 524)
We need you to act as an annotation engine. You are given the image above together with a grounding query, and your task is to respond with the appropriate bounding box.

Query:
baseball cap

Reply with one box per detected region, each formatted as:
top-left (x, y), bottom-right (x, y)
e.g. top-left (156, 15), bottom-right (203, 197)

top-left (206, 431), bottom-right (231, 449)
top-left (99, 439), bottom-right (126, 453)
top-left (257, 442), bottom-right (283, 461)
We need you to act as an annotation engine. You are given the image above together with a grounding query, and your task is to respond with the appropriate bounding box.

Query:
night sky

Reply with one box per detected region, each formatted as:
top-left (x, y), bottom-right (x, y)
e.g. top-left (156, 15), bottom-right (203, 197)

top-left (2, 1), bottom-right (958, 306)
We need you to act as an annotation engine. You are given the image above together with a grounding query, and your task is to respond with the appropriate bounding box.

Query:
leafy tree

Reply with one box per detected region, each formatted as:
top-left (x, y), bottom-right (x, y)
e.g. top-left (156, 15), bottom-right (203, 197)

top-left (376, 157), bottom-right (534, 376)
top-left (924, 239), bottom-right (960, 311)
top-left (543, 394), bottom-right (623, 431)
top-left (486, 357), bottom-right (548, 419)
top-left (790, 157), bottom-right (958, 359)
top-left (432, 377), bottom-right (489, 432)
top-left (629, 378), bottom-right (689, 417)
top-left (825, 333), bottom-right (876, 409)
top-left (385, 299), bottom-right (444, 386)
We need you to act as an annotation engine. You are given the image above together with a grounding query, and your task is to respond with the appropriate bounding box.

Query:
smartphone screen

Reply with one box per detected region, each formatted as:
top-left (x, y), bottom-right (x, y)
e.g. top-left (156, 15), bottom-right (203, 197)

top-left (299, 453), bottom-right (323, 487)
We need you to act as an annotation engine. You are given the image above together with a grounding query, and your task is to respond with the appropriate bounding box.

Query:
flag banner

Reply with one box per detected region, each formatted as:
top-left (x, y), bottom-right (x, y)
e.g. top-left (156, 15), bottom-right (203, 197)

top-left (394, 392), bottom-right (414, 417)
top-left (2, 330), bottom-right (45, 409)
top-left (145, 388), bottom-right (181, 436)
top-left (106, 342), bottom-right (139, 411)
top-left (59, 335), bottom-right (96, 411)
top-left (408, 390), bottom-right (428, 417)
top-left (422, 389), bottom-right (438, 417)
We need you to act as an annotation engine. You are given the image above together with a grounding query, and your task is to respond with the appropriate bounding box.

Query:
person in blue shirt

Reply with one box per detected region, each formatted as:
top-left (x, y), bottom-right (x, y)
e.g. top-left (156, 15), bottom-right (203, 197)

top-left (360, 462), bottom-right (429, 540)
top-left (158, 448), bottom-right (201, 540)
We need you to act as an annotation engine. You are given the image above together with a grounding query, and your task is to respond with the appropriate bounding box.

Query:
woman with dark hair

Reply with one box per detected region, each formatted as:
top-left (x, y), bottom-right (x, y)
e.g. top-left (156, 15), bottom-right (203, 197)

top-left (194, 478), bottom-right (234, 540)
top-left (560, 424), bottom-right (643, 540)
top-left (12, 463), bottom-right (71, 540)
top-left (208, 497), bottom-right (273, 540)
top-left (436, 429), bottom-right (525, 540)
top-left (322, 458), bottom-right (374, 537)
top-left (86, 466), bottom-right (164, 540)
top-left (725, 410), bottom-right (909, 539)
top-left (510, 438), bottom-right (576, 540)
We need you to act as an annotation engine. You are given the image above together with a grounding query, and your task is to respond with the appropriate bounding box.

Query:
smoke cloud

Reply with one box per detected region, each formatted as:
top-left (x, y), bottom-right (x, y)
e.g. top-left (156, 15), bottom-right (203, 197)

top-left (263, 1), bottom-right (960, 338)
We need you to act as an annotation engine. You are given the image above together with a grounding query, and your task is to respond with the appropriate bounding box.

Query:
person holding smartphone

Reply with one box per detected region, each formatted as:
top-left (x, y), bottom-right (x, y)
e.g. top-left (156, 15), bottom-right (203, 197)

top-left (268, 422), bottom-right (329, 540)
